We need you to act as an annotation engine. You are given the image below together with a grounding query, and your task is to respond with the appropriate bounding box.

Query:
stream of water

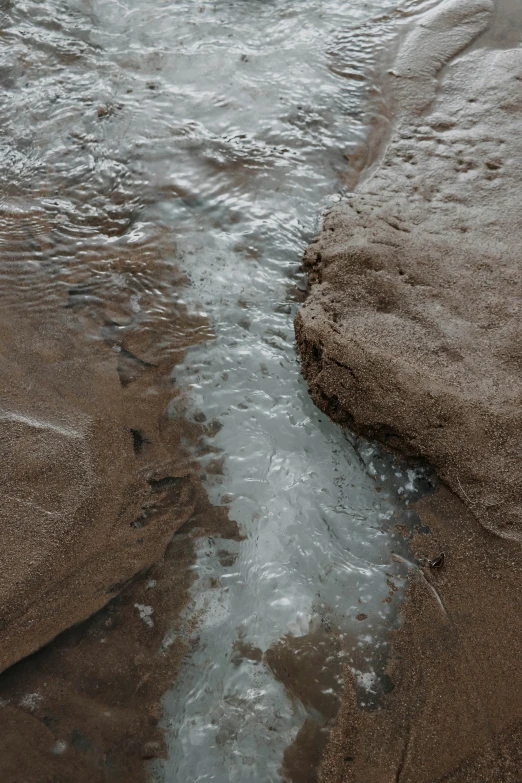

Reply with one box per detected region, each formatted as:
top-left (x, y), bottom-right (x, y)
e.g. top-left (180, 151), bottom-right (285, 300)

top-left (0, 0), bottom-right (438, 779)
top-left (125, 1), bottom-right (434, 780)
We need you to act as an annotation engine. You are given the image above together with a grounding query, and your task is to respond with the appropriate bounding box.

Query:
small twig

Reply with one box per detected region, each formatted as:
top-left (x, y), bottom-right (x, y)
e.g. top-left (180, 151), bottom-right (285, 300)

top-left (456, 474), bottom-right (477, 507)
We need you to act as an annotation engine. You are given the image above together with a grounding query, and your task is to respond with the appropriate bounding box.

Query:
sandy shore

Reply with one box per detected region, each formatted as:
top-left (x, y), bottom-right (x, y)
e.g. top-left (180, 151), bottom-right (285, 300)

top-left (296, 0), bottom-right (522, 779)
top-left (0, 229), bottom-right (217, 669)
top-left (0, 481), bottom-right (237, 782)
top-left (0, 225), bottom-right (240, 777)
top-left (1, 0), bottom-right (521, 779)
top-left (0, 305), bottom-right (197, 672)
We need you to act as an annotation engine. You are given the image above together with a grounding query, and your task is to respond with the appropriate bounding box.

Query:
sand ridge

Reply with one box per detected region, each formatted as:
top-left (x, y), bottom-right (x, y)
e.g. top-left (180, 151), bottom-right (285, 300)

top-left (296, 0), bottom-right (522, 779)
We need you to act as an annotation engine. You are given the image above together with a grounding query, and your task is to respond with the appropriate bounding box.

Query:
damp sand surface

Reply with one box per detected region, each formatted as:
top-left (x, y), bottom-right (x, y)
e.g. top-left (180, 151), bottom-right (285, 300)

top-left (297, 0), bottom-right (522, 779)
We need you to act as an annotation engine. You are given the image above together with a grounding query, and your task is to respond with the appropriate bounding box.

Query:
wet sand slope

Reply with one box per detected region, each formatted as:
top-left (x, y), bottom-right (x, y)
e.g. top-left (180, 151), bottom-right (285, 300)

top-left (0, 306), bottom-right (197, 672)
top-left (0, 292), bottom-right (237, 780)
top-left (0, 0), bottom-right (237, 772)
top-left (296, 0), bottom-right (522, 779)
top-left (0, 220), bottom-right (217, 672)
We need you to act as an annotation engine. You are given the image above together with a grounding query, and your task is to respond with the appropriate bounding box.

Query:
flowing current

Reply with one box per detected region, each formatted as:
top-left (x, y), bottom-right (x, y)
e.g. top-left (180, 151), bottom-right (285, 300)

top-left (0, 0), bottom-right (438, 780)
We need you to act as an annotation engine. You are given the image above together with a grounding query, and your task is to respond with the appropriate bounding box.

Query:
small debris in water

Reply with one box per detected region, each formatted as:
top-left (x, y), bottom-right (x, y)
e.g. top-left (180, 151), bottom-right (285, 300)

top-left (134, 604), bottom-right (154, 628)
top-left (19, 692), bottom-right (43, 712)
top-left (428, 552), bottom-right (445, 569)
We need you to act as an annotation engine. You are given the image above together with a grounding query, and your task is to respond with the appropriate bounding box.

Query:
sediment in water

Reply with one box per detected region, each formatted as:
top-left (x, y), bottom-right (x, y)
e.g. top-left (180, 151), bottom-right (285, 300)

top-left (296, 0), bottom-right (522, 778)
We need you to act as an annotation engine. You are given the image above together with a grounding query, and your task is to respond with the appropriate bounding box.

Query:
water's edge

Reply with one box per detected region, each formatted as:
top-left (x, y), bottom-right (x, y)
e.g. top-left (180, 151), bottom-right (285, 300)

top-left (294, 0), bottom-right (522, 779)
top-left (0, 1), bottom-right (452, 781)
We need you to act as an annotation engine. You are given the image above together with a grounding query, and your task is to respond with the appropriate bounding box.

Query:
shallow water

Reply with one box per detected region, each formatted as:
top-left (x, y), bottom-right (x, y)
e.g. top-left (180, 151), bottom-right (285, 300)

top-left (0, 0), bottom-right (437, 780)
top-left (125, 1), bottom-right (435, 780)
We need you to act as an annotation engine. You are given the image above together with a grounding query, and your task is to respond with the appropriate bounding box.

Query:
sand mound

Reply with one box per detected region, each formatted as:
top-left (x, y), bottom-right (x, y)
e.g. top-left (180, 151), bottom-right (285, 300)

top-left (296, 0), bottom-right (522, 778)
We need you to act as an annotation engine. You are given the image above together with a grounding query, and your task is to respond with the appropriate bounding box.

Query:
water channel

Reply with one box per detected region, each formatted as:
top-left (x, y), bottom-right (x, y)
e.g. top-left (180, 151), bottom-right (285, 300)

top-left (1, 0), bottom-right (439, 780)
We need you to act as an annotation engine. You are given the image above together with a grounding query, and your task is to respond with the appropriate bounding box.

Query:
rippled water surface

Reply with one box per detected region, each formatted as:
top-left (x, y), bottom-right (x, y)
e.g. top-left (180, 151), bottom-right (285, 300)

top-left (0, 0), bottom-right (438, 780)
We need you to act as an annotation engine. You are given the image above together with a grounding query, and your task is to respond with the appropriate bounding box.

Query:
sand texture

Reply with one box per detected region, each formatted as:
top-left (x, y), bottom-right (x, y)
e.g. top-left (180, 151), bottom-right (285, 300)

top-left (0, 261), bottom-right (241, 778)
top-left (0, 251), bottom-right (211, 673)
top-left (0, 485), bottom-right (236, 782)
top-left (298, 0), bottom-right (522, 542)
top-left (296, 0), bottom-right (522, 779)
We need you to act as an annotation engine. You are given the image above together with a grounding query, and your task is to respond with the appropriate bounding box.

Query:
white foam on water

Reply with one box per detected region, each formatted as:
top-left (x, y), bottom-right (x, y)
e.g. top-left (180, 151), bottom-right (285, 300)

top-left (115, 1), bottom-right (438, 780)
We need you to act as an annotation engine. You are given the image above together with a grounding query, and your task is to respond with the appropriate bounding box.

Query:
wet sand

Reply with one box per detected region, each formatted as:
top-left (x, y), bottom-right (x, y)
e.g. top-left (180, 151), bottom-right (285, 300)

top-left (0, 2), bottom-right (243, 767)
top-left (0, 227), bottom-right (215, 668)
top-left (0, 229), bottom-right (238, 776)
top-left (0, 305), bottom-right (199, 671)
top-left (0, 489), bottom-right (237, 782)
top-left (296, 0), bottom-right (522, 779)
top-left (318, 486), bottom-right (522, 782)
top-left (1, 0), bottom-right (520, 779)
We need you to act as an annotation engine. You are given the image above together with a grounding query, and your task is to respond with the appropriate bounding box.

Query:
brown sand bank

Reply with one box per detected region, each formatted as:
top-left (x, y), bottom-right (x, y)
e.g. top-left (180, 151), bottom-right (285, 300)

top-left (0, 484), bottom-right (236, 782)
top-left (0, 249), bottom-right (210, 673)
top-left (296, 0), bottom-right (522, 779)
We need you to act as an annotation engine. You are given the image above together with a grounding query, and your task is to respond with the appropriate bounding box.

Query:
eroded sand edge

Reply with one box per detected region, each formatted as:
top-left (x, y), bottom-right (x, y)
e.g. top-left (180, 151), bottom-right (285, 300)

top-left (296, 0), bottom-right (522, 779)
